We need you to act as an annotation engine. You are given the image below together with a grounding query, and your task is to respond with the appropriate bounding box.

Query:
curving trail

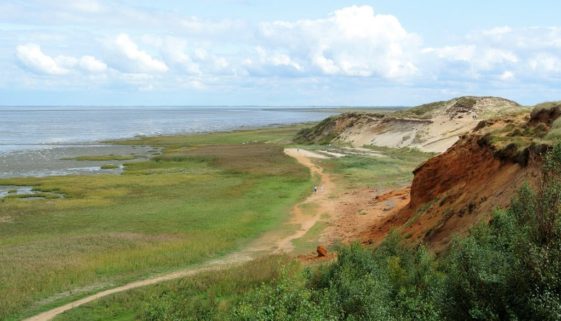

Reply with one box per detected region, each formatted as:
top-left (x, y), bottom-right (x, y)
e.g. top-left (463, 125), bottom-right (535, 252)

top-left (22, 148), bottom-right (331, 321)
top-left (275, 148), bottom-right (335, 252)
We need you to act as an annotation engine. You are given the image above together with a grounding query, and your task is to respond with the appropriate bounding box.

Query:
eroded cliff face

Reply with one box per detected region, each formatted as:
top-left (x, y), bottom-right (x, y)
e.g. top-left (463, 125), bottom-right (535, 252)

top-left (368, 106), bottom-right (561, 251)
top-left (404, 135), bottom-right (540, 250)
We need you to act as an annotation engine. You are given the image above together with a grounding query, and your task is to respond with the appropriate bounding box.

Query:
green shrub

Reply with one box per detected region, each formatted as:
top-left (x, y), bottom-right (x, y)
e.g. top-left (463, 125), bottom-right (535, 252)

top-left (442, 144), bottom-right (561, 321)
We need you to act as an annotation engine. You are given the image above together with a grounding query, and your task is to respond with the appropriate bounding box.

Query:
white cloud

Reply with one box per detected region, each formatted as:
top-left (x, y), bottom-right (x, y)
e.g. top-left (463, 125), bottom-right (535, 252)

top-left (529, 53), bottom-right (561, 73)
top-left (259, 5), bottom-right (420, 79)
top-left (79, 55), bottom-right (107, 73)
top-left (69, 0), bottom-right (103, 13)
top-left (424, 45), bottom-right (476, 62)
top-left (500, 71), bottom-right (515, 81)
top-left (244, 47), bottom-right (302, 76)
top-left (481, 26), bottom-right (512, 37)
top-left (113, 34), bottom-right (168, 73)
top-left (425, 46), bottom-right (517, 69)
top-left (16, 44), bottom-right (68, 75)
top-left (153, 37), bottom-right (201, 75)
top-left (16, 43), bottom-right (108, 76)
top-left (424, 26), bottom-right (561, 82)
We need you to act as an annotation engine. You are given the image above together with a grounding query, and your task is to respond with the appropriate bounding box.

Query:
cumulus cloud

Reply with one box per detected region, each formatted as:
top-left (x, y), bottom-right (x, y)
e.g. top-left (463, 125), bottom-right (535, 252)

top-left (243, 47), bottom-right (302, 76)
top-left (259, 5), bottom-right (421, 79)
top-left (16, 43), bottom-right (107, 76)
top-left (112, 34), bottom-right (168, 73)
top-left (16, 44), bottom-right (68, 75)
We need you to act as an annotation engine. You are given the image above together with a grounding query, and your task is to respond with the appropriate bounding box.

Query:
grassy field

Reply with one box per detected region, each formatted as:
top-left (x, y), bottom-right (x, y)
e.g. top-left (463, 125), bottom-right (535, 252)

top-left (45, 142), bottom-right (433, 321)
top-left (0, 125), bottom-right (311, 320)
top-left (53, 255), bottom-right (297, 321)
top-left (300, 145), bottom-right (433, 190)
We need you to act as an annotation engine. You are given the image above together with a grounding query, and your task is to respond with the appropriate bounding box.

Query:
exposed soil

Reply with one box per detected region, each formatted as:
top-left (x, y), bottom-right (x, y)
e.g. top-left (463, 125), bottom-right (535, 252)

top-left (364, 136), bottom-right (542, 252)
top-left (274, 148), bottom-right (333, 252)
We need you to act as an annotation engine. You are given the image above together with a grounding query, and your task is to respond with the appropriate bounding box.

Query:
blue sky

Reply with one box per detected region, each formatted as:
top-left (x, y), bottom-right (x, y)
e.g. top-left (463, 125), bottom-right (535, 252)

top-left (2, 1), bottom-right (561, 106)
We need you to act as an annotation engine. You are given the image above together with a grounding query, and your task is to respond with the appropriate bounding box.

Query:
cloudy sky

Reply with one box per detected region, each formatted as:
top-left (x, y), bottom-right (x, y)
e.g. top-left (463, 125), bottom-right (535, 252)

top-left (2, 0), bottom-right (561, 106)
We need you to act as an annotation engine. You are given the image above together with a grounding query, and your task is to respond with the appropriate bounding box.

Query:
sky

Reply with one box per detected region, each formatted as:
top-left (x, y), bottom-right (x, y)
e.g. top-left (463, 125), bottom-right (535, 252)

top-left (2, 1), bottom-right (561, 106)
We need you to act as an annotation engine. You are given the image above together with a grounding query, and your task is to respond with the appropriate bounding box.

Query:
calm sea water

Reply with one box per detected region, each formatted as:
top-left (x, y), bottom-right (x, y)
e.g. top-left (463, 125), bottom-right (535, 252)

top-left (0, 106), bottom-right (336, 154)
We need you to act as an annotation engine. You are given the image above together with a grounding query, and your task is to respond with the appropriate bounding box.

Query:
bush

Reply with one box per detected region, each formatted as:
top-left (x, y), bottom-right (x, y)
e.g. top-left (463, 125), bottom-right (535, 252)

top-left (442, 144), bottom-right (561, 321)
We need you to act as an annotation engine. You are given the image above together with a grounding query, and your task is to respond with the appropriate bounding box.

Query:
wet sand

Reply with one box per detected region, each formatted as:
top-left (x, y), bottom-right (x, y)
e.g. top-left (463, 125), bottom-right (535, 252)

top-left (0, 144), bottom-right (157, 178)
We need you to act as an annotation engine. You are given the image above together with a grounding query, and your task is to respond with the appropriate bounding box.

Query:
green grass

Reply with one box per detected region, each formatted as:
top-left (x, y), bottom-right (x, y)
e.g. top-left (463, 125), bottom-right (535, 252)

top-left (318, 146), bottom-right (433, 190)
top-left (0, 125), bottom-right (311, 321)
top-left (100, 164), bottom-right (119, 170)
top-left (292, 216), bottom-right (329, 254)
top-left (392, 100), bottom-right (448, 119)
top-left (53, 256), bottom-right (297, 321)
top-left (545, 117), bottom-right (561, 140)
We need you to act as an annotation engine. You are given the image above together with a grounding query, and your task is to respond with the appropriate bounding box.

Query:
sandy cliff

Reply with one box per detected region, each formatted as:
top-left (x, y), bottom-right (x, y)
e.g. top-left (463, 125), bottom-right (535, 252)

top-left (296, 96), bottom-right (523, 153)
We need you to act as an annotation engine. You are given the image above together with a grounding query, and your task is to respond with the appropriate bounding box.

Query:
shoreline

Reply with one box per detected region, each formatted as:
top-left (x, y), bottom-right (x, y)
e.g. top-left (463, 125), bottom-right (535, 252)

top-left (0, 107), bottom-right (339, 157)
top-left (0, 122), bottom-right (316, 179)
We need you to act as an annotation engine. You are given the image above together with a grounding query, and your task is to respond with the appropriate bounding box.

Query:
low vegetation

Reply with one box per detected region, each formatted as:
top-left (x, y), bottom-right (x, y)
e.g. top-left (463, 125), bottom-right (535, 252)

top-left (478, 103), bottom-right (561, 165)
top-left (0, 125), bottom-right (311, 321)
top-left (319, 146), bottom-right (433, 190)
top-left (100, 164), bottom-right (119, 170)
top-left (392, 100), bottom-right (448, 119)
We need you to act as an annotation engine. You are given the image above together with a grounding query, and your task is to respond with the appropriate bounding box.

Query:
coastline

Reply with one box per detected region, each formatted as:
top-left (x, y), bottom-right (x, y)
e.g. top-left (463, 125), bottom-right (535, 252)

top-left (0, 106), bottom-right (338, 157)
top-left (0, 122), bottom-right (318, 179)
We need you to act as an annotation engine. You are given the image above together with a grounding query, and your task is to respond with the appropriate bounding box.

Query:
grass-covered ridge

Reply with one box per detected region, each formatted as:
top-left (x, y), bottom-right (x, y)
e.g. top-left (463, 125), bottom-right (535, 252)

top-left (477, 102), bottom-right (561, 165)
top-left (0, 125), bottom-right (311, 321)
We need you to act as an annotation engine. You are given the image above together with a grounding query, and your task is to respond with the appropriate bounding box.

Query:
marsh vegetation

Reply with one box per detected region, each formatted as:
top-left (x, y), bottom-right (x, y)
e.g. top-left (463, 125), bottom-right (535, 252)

top-left (0, 126), bottom-right (312, 320)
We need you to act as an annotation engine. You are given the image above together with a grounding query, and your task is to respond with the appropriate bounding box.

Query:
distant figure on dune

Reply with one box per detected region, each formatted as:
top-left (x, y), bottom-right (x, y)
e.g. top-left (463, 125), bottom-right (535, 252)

top-left (314, 185), bottom-right (318, 193)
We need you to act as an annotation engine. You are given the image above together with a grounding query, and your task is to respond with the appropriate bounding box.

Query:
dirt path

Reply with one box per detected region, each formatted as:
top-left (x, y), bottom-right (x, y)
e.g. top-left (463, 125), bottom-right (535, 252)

top-left (274, 148), bottom-right (334, 252)
top-left (22, 148), bottom-right (332, 321)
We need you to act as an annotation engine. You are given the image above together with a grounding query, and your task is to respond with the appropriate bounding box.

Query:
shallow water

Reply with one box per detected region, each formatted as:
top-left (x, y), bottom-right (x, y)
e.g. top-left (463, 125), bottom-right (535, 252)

top-left (0, 186), bottom-right (33, 198)
top-left (0, 145), bottom-right (153, 178)
top-left (0, 106), bottom-right (335, 154)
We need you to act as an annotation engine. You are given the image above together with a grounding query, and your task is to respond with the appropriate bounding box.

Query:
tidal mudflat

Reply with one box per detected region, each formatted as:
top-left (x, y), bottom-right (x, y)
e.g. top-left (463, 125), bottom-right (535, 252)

top-left (0, 145), bottom-right (156, 178)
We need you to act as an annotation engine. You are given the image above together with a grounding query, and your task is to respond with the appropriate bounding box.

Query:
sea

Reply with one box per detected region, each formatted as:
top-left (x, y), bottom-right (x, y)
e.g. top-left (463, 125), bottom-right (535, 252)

top-left (0, 106), bottom-right (336, 154)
